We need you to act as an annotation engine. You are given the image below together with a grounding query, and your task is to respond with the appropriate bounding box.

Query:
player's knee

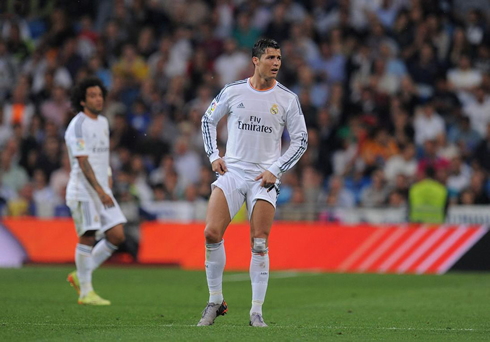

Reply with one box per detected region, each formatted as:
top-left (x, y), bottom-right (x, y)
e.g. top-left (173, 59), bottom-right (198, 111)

top-left (108, 234), bottom-right (125, 246)
top-left (113, 234), bottom-right (126, 246)
top-left (251, 237), bottom-right (268, 254)
top-left (251, 230), bottom-right (269, 241)
top-left (204, 226), bottom-right (222, 244)
top-left (79, 233), bottom-right (95, 246)
top-left (107, 228), bottom-right (125, 246)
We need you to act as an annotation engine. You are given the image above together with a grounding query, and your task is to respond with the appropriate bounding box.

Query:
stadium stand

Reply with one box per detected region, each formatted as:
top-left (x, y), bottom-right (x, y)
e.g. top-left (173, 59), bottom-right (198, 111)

top-left (1, 0), bottom-right (490, 222)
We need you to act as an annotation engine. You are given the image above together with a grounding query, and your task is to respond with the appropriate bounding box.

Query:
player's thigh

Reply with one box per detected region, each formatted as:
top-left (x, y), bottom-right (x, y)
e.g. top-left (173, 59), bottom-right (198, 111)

top-left (205, 187), bottom-right (232, 239)
top-left (99, 193), bottom-right (127, 236)
top-left (249, 199), bottom-right (275, 247)
top-left (206, 170), bottom-right (246, 236)
top-left (67, 199), bottom-right (101, 238)
top-left (105, 223), bottom-right (125, 246)
top-left (247, 180), bottom-right (277, 247)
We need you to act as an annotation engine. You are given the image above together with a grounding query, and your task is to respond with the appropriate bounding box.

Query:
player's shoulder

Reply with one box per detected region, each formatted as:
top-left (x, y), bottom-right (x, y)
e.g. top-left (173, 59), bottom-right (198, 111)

top-left (67, 112), bottom-right (83, 124)
top-left (275, 82), bottom-right (302, 111)
top-left (216, 78), bottom-right (248, 101)
top-left (65, 113), bottom-right (85, 136)
top-left (274, 81), bottom-right (298, 101)
top-left (99, 115), bottom-right (109, 125)
top-left (223, 78), bottom-right (248, 90)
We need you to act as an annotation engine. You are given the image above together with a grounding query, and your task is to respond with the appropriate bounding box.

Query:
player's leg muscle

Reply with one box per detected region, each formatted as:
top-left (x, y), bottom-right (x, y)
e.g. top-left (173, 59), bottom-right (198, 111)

top-left (105, 224), bottom-right (125, 246)
top-left (248, 199), bottom-right (273, 326)
top-left (79, 230), bottom-right (96, 246)
top-left (250, 199), bottom-right (275, 253)
top-left (204, 187), bottom-right (231, 243)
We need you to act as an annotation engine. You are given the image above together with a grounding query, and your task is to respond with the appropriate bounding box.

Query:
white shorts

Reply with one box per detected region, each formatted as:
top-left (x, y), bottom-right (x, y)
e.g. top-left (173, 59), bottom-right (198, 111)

top-left (211, 166), bottom-right (279, 221)
top-left (67, 192), bottom-right (127, 237)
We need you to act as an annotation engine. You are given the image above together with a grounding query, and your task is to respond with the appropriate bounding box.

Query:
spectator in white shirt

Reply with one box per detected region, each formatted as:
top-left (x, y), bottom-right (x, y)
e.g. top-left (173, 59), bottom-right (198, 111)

top-left (360, 169), bottom-right (389, 208)
top-left (447, 154), bottom-right (472, 197)
top-left (0, 107), bottom-right (13, 149)
top-left (165, 27), bottom-right (193, 78)
top-left (173, 136), bottom-right (202, 188)
top-left (463, 87), bottom-right (490, 137)
top-left (32, 168), bottom-right (61, 217)
top-left (320, 175), bottom-right (356, 208)
top-left (214, 38), bottom-right (249, 87)
top-left (384, 142), bottom-right (417, 184)
top-left (413, 101), bottom-right (445, 146)
top-left (40, 85), bottom-right (71, 129)
top-left (49, 152), bottom-right (71, 200)
top-left (332, 138), bottom-right (359, 176)
top-left (283, 0), bottom-right (307, 23)
top-left (448, 55), bottom-right (482, 95)
top-left (31, 56), bottom-right (72, 94)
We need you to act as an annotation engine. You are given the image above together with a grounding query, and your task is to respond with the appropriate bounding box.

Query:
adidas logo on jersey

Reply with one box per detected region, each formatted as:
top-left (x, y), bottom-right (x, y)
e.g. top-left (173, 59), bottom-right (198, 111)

top-left (237, 103), bottom-right (245, 108)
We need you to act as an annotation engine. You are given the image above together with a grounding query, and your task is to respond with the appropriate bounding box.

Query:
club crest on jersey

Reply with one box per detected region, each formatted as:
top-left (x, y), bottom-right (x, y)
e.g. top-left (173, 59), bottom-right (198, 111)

top-left (270, 104), bottom-right (279, 115)
top-left (76, 138), bottom-right (85, 151)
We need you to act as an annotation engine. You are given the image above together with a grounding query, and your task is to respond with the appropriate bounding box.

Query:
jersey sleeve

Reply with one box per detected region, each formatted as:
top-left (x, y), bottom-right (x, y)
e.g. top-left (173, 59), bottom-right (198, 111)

top-left (268, 95), bottom-right (308, 177)
top-left (66, 121), bottom-right (90, 157)
top-left (201, 86), bottom-right (230, 163)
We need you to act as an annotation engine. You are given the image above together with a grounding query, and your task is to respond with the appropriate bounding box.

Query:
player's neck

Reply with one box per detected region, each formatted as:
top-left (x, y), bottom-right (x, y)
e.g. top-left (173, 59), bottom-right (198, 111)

top-left (249, 75), bottom-right (276, 91)
top-left (83, 109), bottom-right (98, 120)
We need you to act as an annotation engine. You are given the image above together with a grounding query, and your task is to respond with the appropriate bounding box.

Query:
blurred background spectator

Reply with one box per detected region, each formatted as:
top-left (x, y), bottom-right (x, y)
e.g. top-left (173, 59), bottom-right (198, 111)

top-left (0, 0), bottom-right (490, 222)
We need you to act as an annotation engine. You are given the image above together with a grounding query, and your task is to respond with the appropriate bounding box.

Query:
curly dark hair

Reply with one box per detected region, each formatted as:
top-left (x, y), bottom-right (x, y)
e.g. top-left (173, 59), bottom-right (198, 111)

top-left (252, 38), bottom-right (280, 59)
top-left (70, 77), bottom-right (107, 112)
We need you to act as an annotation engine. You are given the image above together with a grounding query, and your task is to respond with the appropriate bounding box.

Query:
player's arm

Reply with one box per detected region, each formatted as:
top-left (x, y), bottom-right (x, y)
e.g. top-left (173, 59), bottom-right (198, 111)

top-left (267, 96), bottom-right (308, 179)
top-left (202, 87), bottom-right (230, 175)
top-left (77, 156), bottom-right (114, 208)
top-left (108, 167), bottom-right (113, 190)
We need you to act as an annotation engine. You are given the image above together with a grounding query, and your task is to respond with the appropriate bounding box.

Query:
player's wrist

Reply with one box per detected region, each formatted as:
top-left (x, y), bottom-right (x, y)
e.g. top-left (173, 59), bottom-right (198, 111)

top-left (267, 165), bottom-right (282, 179)
top-left (209, 152), bottom-right (220, 164)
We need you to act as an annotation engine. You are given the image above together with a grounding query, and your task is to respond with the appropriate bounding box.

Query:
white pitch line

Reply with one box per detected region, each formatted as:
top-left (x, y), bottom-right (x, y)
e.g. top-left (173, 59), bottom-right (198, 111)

top-left (0, 322), bottom-right (487, 332)
top-left (223, 271), bottom-right (320, 282)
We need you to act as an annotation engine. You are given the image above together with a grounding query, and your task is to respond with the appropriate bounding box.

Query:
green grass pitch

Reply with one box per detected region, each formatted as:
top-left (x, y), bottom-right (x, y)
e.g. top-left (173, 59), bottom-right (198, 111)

top-left (0, 266), bottom-right (489, 341)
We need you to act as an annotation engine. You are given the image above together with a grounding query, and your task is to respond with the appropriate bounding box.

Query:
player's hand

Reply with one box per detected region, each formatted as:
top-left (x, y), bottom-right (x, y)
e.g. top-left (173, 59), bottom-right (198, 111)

top-left (255, 171), bottom-right (277, 191)
top-left (212, 158), bottom-right (227, 175)
top-left (98, 191), bottom-right (115, 208)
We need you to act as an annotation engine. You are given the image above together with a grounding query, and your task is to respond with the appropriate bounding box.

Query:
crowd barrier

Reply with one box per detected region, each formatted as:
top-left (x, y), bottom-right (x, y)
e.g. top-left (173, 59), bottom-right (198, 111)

top-left (2, 218), bottom-right (488, 274)
top-left (137, 202), bottom-right (490, 224)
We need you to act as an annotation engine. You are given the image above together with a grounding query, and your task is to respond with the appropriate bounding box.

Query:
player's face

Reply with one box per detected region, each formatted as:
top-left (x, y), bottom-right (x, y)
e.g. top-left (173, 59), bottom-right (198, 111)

top-left (82, 86), bottom-right (104, 115)
top-left (256, 48), bottom-right (281, 80)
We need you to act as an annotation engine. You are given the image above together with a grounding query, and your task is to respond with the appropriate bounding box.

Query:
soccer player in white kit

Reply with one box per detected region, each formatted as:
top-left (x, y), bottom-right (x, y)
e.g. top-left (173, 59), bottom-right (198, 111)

top-left (65, 78), bottom-right (126, 305)
top-left (198, 39), bottom-right (308, 327)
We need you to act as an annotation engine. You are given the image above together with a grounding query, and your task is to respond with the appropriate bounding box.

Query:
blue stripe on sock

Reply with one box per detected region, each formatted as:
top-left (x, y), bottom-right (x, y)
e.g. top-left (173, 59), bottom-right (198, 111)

top-left (206, 240), bottom-right (224, 250)
top-left (104, 240), bottom-right (118, 251)
top-left (76, 244), bottom-right (93, 254)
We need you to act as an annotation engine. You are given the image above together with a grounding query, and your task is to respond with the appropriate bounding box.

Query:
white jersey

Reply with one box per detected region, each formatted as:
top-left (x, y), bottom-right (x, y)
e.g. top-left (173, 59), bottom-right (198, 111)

top-left (65, 112), bottom-right (111, 201)
top-left (202, 78), bottom-right (308, 177)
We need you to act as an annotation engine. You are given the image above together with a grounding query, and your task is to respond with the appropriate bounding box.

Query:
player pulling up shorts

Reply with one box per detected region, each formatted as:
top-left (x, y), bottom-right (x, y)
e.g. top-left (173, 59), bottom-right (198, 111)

top-left (198, 38), bottom-right (308, 327)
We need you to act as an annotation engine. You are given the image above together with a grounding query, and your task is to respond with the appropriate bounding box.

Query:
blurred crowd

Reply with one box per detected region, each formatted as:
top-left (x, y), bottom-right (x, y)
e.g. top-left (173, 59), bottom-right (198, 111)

top-left (1, 0), bottom-right (490, 220)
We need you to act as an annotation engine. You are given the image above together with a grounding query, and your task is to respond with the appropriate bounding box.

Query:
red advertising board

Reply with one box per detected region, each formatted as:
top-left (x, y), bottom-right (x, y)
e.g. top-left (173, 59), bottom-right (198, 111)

top-left (3, 218), bottom-right (487, 274)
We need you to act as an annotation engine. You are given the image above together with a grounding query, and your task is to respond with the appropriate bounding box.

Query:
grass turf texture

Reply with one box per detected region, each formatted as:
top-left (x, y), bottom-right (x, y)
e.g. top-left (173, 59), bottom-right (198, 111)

top-left (0, 266), bottom-right (489, 341)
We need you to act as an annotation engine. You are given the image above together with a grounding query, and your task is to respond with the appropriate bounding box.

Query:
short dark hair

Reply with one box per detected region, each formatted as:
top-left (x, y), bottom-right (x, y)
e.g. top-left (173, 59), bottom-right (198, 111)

top-left (252, 38), bottom-right (280, 59)
top-left (70, 77), bottom-right (107, 112)
top-left (425, 166), bottom-right (436, 179)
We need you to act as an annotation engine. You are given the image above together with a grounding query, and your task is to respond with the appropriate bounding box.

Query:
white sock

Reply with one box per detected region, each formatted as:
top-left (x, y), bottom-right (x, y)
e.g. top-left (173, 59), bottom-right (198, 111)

top-left (91, 239), bottom-right (118, 270)
top-left (75, 244), bottom-right (94, 297)
top-left (205, 240), bottom-right (225, 304)
top-left (250, 252), bottom-right (269, 315)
